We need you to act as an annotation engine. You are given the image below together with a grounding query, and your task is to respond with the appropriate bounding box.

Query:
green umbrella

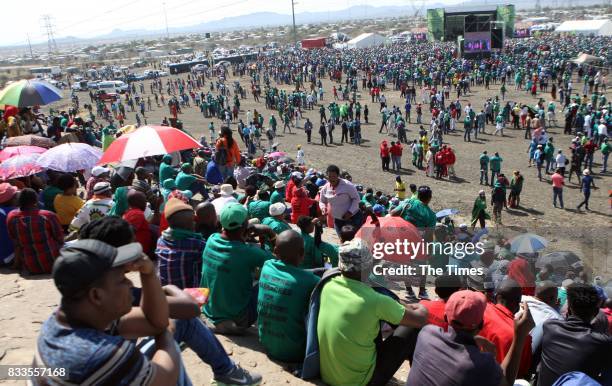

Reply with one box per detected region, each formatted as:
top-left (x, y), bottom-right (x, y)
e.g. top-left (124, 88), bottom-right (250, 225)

top-left (0, 79), bottom-right (62, 107)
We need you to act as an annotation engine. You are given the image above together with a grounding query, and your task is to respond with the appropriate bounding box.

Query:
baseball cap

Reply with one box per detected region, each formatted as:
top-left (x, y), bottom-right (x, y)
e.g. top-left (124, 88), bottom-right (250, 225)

top-left (338, 238), bottom-right (373, 273)
top-left (220, 203), bottom-right (248, 230)
top-left (445, 290), bottom-right (487, 330)
top-left (53, 239), bottom-right (143, 297)
top-left (91, 166), bottom-right (110, 177)
top-left (269, 202), bottom-right (286, 216)
top-left (0, 183), bottom-right (18, 204)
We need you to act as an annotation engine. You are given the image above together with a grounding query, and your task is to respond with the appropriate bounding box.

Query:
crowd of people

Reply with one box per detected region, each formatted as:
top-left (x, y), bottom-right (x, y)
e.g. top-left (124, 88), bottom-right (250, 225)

top-left (0, 31), bottom-right (610, 386)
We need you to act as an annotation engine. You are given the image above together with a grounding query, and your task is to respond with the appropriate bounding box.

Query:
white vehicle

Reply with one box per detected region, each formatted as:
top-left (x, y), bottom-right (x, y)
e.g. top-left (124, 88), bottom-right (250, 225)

top-left (97, 80), bottom-right (128, 94)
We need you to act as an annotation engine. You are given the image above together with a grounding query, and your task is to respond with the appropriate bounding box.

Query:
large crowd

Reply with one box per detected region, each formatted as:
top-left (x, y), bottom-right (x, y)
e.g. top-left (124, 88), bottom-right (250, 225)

top-left (0, 32), bottom-right (611, 386)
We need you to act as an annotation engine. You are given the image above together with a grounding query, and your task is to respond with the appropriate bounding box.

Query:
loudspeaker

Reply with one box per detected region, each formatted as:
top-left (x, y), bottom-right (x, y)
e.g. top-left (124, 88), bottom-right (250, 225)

top-left (491, 28), bottom-right (503, 49)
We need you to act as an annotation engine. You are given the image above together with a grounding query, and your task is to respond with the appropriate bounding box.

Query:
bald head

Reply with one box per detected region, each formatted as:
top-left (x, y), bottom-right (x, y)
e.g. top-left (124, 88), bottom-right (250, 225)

top-left (274, 230), bottom-right (304, 266)
top-left (535, 281), bottom-right (559, 308)
top-left (127, 190), bottom-right (147, 211)
top-left (495, 279), bottom-right (523, 314)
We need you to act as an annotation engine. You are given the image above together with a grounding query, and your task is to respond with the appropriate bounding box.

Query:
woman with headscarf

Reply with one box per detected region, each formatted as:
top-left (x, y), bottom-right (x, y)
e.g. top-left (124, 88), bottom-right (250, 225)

top-left (290, 187), bottom-right (316, 224)
top-left (471, 190), bottom-right (490, 230)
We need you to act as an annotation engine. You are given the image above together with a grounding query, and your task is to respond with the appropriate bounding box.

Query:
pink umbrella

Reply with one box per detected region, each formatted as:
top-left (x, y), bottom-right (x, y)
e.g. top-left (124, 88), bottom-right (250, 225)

top-left (0, 145), bottom-right (47, 161)
top-left (268, 151), bottom-right (287, 159)
top-left (0, 153), bottom-right (43, 180)
top-left (98, 125), bottom-right (201, 164)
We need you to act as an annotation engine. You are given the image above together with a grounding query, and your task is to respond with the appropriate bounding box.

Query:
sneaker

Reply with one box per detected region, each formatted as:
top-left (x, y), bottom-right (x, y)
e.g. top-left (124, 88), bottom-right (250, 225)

top-left (418, 289), bottom-right (430, 300)
top-left (213, 365), bottom-right (262, 386)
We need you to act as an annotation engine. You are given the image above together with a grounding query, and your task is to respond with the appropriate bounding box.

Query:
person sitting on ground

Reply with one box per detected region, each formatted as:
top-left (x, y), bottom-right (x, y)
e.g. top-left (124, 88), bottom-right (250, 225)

top-left (85, 166), bottom-right (110, 200)
top-left (7, 188), bottom-right (63, 274)
top-left (159, 153), bottom-right (177, 183)
top-left (195, 201), bottom-right (219, 240)
top-left (246, 189), bottom-right (271, 222)
top-left (318, 238), bottom-right (428, 386)
top-left (211, 184), bottom-right (238, 216)
top-left (296, 215), bottom-right (339, 269)
top-left (479, 279), bottom-right (533, 379)
top-left (156, 198), bottom-right (205, 289)
top-left (77, 216), bottom-right (262, 386)
top-left (406, 289), bottom-right (535, 386)
top-left (123, 190), bottom-right (154, 257)
top-left (175, 163), bottom-right (208, 197)
top-left (419, 274), bottom-right (464, 330)
top-left (257, 229), bottom-right (320, 363)
top-left (53, 173), bottom-right (84, 231)
top-left (0, 183), bottom-right (18, 266)
top-left (132, 166), bottom-right (157, 205)
top-left (69, 182), bottom-right (114, 233)
top-left (538, 283), bottom-right (612, 386)
top-left (201, 203), bottom-right (276, 334)
top-left (41, 171), bottom-right (62, 212)
top-left (262, 202), bottom-right (291, 235)
top-left (270, 180), bottom-right (286, 204)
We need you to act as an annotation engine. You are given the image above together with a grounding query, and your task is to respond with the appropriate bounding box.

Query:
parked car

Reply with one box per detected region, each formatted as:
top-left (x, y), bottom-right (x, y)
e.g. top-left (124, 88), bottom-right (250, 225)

top-left (95, 90), bottom-right (118, 102)
top-left (71, 80), bottom-right (89, 92)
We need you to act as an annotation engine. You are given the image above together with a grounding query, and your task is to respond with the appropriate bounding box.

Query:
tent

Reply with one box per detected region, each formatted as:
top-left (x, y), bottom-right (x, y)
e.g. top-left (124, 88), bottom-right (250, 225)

top-left (555, 19), bottom-right (612, 36)
top-left (571, 53), bottom-right (604, 65)
top-left (346, 33), bottom-right (388, 49)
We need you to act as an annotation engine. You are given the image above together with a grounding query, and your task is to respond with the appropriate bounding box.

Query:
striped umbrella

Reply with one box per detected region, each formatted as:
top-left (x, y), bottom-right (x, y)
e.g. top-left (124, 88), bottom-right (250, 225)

top-left (0, 153), bottom-right (43, 180)
top-left (0, 79), bottom-right (62, 107)
top-left (510, 233), bottom-right (548, 254)
top-left (98, 125), bottom-right (201, 164)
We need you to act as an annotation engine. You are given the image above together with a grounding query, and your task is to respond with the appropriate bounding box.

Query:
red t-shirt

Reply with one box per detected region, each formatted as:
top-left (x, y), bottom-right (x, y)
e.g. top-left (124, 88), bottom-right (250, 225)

top-left (551, 173), bottom-right (564, 188)
top-left (479, 303), bottom-right (532, 378)
top-left (419, 299), bottom-right (448, 330)
top-left (123, 208), bottom-right (153, 256)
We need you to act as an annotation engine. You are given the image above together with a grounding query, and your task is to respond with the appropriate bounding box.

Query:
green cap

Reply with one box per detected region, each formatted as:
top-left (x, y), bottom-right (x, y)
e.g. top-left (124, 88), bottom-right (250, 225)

top-left (181, 163), bottom-right (191, 171)
top-left (220, 203), bottom-right (248, 230)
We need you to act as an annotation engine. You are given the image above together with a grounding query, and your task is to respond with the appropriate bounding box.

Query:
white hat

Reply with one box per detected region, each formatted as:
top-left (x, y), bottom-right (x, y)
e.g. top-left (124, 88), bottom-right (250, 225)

top-left (269, 202), bottom-right (286, 216)
top-left (220, 184), bottom-right (234, 196)
top-left (91, 166), bottom-right (110, 177)
top-left (583, 169), bottom-right (590, 176)
top-left (274, 181), bottom-right (286, 189)
top-left (93, 181), bottom-right (112, 195)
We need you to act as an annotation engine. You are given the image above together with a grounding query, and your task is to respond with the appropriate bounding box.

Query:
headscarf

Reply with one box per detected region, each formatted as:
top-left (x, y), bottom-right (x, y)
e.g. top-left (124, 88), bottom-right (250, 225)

top-left (108, 186), bottom-right (129, 217)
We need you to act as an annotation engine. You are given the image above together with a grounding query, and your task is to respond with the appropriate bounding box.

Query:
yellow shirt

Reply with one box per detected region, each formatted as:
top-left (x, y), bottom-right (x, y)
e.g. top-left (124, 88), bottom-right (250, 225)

top-left (54, 194), bottom-right (84, 225)
top-left (395, 181), bottom-right (407, 200)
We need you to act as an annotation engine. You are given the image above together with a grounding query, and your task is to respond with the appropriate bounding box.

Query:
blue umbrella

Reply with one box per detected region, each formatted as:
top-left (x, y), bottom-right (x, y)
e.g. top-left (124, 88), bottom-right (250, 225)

top-left (436, 208), bottom-right (459, 219)
top-left (510, 233), bottom-right (548, 254)
top-left (0, 79), bottom-right (62, 107)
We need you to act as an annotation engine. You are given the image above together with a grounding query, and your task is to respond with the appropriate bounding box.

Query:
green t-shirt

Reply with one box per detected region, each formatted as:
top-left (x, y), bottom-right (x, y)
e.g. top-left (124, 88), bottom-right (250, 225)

top-left (262, 217), bottom-right (291, 235)
top-left (270, 190), bottom-right (285, 205)
top-left (318, 276), bottom-right (405, 386)
top-left (300, 232), bottom-right (338, 269)
top-left (175, 171), bottom-right (196, 191)
top-left (201, 233), bottom-right (273, 323)
top-left (42, 186), bottom-right (62, 212)
top-left (489, 156), bottom-right (502, 172)
top-left (159, 162), bottom-right (176, 183)
top-left (248, 200), bottom-right (271, 221)
top-left (257, 259), bottom-right (320, 362)
top-left (397, 198), bottom-right (437, 229)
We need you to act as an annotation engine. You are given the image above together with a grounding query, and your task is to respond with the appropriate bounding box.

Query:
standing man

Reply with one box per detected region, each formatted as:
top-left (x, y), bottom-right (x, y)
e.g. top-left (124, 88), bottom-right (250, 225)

top-left (480, 150), bottom-right (490, 185)
top-left (576, 169), bottom-right (596, 211)
top-left (319, 122), bottom-right (328, 146)
top-left (319, 164), bottom-right (362, 236)
top-left (551, 168), bottom-right (564, 209)
top-left (304, 118), bottom-right (313, 143)
top-left (490, 152), bottom-right (503, 186)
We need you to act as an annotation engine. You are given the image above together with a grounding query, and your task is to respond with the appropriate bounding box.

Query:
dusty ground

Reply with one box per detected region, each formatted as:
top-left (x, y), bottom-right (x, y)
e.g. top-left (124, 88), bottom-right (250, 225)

top-left (0, 66), bottom-right (610, 385)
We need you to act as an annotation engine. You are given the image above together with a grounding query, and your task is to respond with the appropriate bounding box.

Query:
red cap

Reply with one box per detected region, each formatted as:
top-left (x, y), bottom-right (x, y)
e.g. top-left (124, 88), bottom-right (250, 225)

top-left (445, 290), bottom-right (487, 330)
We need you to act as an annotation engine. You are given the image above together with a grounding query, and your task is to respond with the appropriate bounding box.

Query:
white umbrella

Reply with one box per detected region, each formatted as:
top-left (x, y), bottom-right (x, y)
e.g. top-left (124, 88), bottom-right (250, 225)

top-left (36, 143), bottom-right (102, 172)
top-left (510, 233), bottom-right (548, 254)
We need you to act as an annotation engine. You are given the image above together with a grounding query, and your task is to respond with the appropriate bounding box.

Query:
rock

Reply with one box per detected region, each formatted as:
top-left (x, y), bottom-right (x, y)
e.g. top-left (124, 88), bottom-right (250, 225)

top-left (248, 361), bottom-right (257, 368)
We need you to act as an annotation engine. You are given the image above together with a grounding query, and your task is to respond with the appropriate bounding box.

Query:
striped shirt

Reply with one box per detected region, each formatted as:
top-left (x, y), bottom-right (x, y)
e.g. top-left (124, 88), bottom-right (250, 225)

top-left (155, 234), bottom-right (206, 289)
top-left (7, 209), bottom-right (64, 274)
top-left (31, 313), bottom-right (154, 385)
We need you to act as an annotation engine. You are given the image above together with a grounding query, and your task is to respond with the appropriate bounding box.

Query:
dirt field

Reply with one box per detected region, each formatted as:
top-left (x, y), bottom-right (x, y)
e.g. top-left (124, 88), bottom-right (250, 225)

top-left (0, 67), bottom-right (610, 385)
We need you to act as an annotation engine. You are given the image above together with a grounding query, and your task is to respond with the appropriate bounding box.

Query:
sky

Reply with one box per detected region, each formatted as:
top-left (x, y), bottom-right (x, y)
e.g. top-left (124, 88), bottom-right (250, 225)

top-left (3, 0), bottom-right (455, 47)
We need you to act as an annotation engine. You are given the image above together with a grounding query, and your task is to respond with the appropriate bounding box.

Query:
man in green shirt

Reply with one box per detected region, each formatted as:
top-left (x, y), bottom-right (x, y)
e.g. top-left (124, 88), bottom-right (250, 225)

top-left (257, 230), bottom-right (320, 362)
top-left (318, 238), bottom-right (428, 386)
top-left (269, 181), bottom-right (286, 205)
top-left (201, 203), bottom-right (275, 334)
top-left (479, 151), bottom-right (490, 185)
top-left (391, 186), bottom-right (436, 232)
top-left (489, 152), bottom-right (503, 185)
top-left (159, 154), bottom-right (177, 184)
top-left (246, 190), bottom-right (271, 222)
top-left (601, 137), bottom-right (609, 173)
top-left (175, 163), bottom-right (207, 197)
top-left (261, 203), bottom-right (291, 235)
top-left (296, 216), bottom-right (338, 268)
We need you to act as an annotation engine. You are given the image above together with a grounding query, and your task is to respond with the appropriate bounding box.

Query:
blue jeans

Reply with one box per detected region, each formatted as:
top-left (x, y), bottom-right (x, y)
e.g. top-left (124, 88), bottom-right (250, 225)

top-left (217, 164), bottom-right (234, 181)
top-left (480, 169), bottom-right (489, 185)
top-left (333, 211), bottom-right (364, 238)
top-left (553, 187), bottom-right (563, 208)
top-left (577, 190), bottom-right (591, 209)
top-left (139, 338), bottom-right (192, 386)
top-left (602, 152), bottom-right (609, 172)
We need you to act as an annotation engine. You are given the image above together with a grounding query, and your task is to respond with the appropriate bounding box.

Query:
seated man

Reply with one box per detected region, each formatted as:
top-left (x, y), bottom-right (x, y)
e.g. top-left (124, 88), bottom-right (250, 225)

top-left (317, 238), bottom-right (428, 386)
top-left (0, 183), bottom-right (18, 266)
top-left (246, 190), bottom-right (271, 222)
top-left (538, 283), bottom-right (612, 386)
top-left (123, 190), bottom-right (154, 257)
top-left (419, 274), bottom-right (464, 330)
top-left (78, 216), bottom-right (262, 386)
top-left (406, 290), bottom-right (535, 386)
top-left (175, 163), bottom-right (208, 198)
top-left (270, 180), bottom-right (286, 204)
top-left (211, 184), bottom-right (238, 216)
top-left (262, 202), bottom-right (291, 235)
top-left (257, 230), bottom-right (320, 363)
top-left (195, 201), bottom-right (220, 240)
top-left (201, 203), bottom-right (275, 334)
top-left (32, 238), bottom-right (181, 385)
top-left (69, 182), bottom-right (114, 232)
top-left (522, 281), bottom-right (562, 354)
top-left (296, 215), bottom-right (338, 269)
top-left (155, 198), bottom-right (205, 289)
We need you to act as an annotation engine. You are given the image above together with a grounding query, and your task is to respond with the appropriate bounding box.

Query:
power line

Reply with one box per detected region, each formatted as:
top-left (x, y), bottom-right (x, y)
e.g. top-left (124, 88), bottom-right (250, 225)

top-left (41, 14), bottom-right (57, 54)
top-left (163, 1), bottom-right (170, 39)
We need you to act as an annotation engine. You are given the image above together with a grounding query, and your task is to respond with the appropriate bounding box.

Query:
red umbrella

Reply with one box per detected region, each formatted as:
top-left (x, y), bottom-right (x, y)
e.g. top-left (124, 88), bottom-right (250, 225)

top-left (98, 125), bottom-right (201, 164)
top-left (356, 216), bottom-right (428, 264)
top-left (0, 145), bottom-right (47, 161)
top-left (0, 153), bottom-right (43, 180)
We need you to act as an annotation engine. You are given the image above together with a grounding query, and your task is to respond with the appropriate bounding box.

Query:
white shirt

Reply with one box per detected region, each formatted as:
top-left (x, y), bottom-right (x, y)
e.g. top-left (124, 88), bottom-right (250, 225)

top-left (212, 195), bottom-right (238, 217)
top-left (519, 296), bottom-right (562, 353)
top-left (555, 153), bottom-right (567, 166)
top-left (70, 198), bottom-right (114, 230)
top-left (598, 123), bottom-right (608, 137)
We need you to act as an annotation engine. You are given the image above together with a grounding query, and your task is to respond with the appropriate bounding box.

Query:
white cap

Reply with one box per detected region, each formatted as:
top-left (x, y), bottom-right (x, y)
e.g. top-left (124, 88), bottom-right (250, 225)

top-left (91, 166), bottom-right (110, 177)
top-left (269, 202), bottom-right (286, 216)
top-left (220, 184), bottom-right (234, 196)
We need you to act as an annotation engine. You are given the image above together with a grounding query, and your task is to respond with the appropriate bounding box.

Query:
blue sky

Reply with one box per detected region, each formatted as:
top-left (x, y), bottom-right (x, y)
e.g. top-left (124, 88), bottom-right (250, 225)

top-left (3, 0), bottom-right (460, 47)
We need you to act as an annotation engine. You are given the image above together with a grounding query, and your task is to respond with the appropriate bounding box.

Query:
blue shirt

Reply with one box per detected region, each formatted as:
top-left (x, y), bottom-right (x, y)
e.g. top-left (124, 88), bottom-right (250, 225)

top-left (581, 175), bottom-right (594, 192)
top-left (0, 205), bottom-right (15, 264)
